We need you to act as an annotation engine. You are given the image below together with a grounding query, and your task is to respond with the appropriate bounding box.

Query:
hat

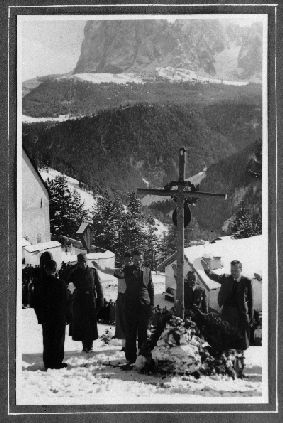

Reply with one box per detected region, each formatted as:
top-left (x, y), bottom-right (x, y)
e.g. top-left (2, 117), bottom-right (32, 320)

top-left (77, 253), bottom-right (87, 263)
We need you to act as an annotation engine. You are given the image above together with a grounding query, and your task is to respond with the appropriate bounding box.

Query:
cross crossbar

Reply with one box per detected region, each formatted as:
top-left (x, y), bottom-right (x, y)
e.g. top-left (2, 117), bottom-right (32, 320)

top-left (137, 188), bottom-right (227, 199)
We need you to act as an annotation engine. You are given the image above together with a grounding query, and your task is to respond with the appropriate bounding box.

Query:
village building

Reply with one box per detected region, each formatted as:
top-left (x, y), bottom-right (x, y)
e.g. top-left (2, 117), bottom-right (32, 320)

top-left (22, 148), bottom-right (62, 266)
top-left (22, 147), bottom-right (51, 245)
top-left (160, 235), bottom-right (263, 314)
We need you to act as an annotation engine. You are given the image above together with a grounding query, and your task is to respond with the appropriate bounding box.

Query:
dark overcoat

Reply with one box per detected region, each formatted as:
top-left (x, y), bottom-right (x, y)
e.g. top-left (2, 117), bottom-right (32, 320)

top-left (205, 270), bottom-right (253, 349)
top-left (68, 266), bottom-right (104, 341)
top-left (41, 274), bottom-right (68, 324)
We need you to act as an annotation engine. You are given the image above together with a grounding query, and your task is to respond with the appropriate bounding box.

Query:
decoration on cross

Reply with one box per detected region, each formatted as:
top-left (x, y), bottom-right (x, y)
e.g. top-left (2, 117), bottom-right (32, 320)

top-left (172, 200), bottom-right (191, 227)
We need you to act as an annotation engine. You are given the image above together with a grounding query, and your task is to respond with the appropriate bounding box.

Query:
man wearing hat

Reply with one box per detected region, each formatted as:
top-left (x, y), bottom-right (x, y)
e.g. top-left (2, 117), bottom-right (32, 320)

top-left (68, 253), bottom-right (104, 352)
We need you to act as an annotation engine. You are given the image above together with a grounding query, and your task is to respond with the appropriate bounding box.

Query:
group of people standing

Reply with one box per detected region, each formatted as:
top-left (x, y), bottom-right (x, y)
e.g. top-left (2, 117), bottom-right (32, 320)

top-left (32, 252), bottom-right (104, 368)
top-left (30, 248), bottom-right (254, 372)
top-left (31, 249), bottom-right (155, 370)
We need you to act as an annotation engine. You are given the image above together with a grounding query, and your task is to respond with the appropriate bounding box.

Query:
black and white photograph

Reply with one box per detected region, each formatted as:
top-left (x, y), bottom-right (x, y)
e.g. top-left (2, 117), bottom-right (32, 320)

top-left (13, 4), bottom-right (274, 409)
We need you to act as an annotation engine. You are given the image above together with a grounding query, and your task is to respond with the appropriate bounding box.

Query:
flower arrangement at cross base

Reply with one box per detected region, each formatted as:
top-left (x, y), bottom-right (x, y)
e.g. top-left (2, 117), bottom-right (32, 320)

top-left (135, 313), bottom-right (245, 379)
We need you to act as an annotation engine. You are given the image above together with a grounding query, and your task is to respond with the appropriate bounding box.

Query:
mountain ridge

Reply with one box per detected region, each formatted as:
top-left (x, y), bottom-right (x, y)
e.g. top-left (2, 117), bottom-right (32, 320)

top-left (74, 19), bottom-right (262, 82)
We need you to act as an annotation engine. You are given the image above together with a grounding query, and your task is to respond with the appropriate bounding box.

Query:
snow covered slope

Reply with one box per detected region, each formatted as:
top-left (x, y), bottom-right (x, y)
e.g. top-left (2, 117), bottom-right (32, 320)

top-left (39, 168), bottom-right (168, 238)
top-left (39, 167), bottom-right (98, 214)
top-left (22, 114), bottom-right (78, 123)
top-left (60, 69), bottom-right (250, 87)
top-left (67, 72), bottom-right (145, 85)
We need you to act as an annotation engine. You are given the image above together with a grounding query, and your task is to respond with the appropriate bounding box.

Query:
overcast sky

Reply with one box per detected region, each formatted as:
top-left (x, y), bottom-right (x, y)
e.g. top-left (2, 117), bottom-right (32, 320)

top-left (20, 15), bottom-right (265, 81)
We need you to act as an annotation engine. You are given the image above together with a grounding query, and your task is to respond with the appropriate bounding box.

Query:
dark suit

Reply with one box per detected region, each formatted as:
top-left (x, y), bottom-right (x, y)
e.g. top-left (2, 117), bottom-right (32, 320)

top-left (184, 284), bottom-right (208, 314)
top-left (124, 265), bottom-right (154, 362)
top-left (205, 270), bottom-right (253, 349)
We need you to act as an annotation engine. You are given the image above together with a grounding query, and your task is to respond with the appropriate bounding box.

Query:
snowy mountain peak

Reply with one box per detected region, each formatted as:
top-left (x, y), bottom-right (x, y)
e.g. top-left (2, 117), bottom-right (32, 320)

top-left (74, 19), bottom-right (262, 83)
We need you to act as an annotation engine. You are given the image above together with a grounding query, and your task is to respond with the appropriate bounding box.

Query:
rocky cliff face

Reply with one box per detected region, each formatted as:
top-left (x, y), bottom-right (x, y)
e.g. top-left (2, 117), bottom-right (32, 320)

top-left (74, 19), bottom-right (262, 81)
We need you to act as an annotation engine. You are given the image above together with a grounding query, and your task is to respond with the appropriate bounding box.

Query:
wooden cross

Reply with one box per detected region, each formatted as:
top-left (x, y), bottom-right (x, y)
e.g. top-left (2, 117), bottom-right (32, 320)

top-left (137, 148), bottom-right (227, 319)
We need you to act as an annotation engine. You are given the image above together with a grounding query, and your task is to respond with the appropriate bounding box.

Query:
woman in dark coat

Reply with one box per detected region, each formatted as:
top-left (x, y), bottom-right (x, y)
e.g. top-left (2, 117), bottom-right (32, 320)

top-left (68, 254), bottom-right (104, 352)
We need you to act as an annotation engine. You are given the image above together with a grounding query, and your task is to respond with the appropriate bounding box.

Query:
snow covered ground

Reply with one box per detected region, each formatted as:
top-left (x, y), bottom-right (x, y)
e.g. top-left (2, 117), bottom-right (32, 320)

top-left (17, 273), bottom-right (263, 405)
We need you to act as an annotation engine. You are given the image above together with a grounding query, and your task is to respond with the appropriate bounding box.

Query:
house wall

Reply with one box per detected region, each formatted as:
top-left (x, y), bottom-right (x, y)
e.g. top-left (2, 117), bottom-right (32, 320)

top-left (165, 260), bottom-right (222, 312)
top-left (208, 287), bottom-right (221, 313)
top-left (22, 151), bottom-right (50, 244)
top-left (87, 254), bottom-right (115, 271)
top-left (24, 246), bottom-right (62, 267)
top-left (252, 279), bottom-right (262, 311)
top-left (165, 260), bottom-right (193, 292)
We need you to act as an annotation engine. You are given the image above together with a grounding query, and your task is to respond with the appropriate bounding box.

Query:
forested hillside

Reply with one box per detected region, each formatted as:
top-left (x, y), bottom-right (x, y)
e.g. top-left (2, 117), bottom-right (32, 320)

top-left (22, 78), bottom-right (261, 118)
top-left (195, 141), bottom-right (262, 231)
top-left (22, 101), bottom-right (261, 199)
top-left (147, 140), bottom-right (262, 235)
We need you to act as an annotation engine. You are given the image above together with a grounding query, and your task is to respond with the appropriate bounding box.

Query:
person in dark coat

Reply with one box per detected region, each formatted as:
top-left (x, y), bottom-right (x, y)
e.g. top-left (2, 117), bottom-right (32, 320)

top-left (202, 259), bottom-right (253, 350)
top-left (41, 260), bottom-right (68, 370)
top-left (123, 250), bottom-right (154, 365)
top-left (32, 251), bottom-right (53, 324)
top-left (68, 253), bottom-right (104, 352)
top-left (93, 252), bottom-right (132, 351)
top-left (113, 252), bottom-right (132, 350)
top-left (184, 271), bottom-right (208, 315)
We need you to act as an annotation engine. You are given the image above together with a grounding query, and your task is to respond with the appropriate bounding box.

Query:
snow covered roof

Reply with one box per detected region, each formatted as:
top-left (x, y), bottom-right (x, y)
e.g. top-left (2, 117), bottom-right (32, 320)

top-left (24, 241), bottom-right (61, 253)
top-left (184, 235), bottom-right (263, 290)
top-left (86, 250), bottom-right (115, 260)
top-left (76, 221), bottom-right (91, 234)
top-left (158, 253), bottom-right (177, 272)
top-left (22, 238), bottom-right (31, 247)
top-left (22, 147), bottom-right (49, 196)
